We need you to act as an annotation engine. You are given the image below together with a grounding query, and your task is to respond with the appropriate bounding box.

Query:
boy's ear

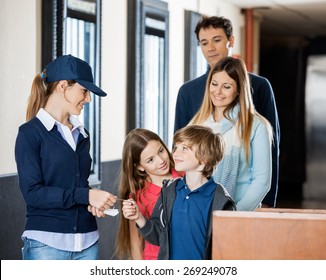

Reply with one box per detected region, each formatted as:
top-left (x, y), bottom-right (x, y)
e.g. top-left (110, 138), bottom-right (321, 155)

top-left (199, 156), bottom-right (207, 165)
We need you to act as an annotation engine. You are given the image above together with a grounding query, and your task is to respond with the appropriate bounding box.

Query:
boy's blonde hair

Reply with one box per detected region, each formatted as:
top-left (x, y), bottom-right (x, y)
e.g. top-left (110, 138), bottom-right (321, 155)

top-left (173, 125), bottom-right (224, 177)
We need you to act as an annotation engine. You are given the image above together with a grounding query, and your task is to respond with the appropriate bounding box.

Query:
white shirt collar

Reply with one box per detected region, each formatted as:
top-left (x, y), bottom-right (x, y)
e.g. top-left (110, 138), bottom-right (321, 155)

top-left (36, 108), bottom-right (88, 138)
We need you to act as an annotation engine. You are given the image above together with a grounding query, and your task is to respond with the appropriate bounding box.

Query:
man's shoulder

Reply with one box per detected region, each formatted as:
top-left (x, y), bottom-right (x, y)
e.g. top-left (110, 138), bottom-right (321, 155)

top-left (249, 72), bottom-right (271, 87)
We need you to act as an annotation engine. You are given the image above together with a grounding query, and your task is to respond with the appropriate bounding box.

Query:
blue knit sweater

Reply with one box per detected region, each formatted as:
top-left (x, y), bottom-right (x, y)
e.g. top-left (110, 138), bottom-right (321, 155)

top-left (15, 117), bottom-right (97, 234)
top-left (174, 70), bottom-right (280, 207)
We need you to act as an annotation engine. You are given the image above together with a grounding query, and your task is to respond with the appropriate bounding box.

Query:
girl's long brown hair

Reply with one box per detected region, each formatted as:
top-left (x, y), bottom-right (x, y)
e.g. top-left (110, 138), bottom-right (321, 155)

top-left (115, 128), bottom-right (175, 259)
top-left (191, 57), bottom-right (272, 162)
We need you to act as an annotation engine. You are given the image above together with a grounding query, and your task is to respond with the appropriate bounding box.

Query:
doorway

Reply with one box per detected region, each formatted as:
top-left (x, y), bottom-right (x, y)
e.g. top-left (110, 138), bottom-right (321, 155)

top-left (304, 55), bottom-right (326, 202)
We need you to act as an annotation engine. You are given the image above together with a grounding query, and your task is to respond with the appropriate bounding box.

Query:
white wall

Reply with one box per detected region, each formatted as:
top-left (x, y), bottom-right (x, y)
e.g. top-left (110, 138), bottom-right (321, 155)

top-left (0, 0), bottom-right (41, 174)
top-left (0, 0), bottom-right (245, 175)
top-left (100, 0), bottom-right (128, 162)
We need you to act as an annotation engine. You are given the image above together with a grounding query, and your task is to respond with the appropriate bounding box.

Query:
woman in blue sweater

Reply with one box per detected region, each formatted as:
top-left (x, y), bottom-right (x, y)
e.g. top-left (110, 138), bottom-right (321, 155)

top-left (191, 57), bottom-right (273, 211)
top-left (15, 55), bottom-right (117, 260)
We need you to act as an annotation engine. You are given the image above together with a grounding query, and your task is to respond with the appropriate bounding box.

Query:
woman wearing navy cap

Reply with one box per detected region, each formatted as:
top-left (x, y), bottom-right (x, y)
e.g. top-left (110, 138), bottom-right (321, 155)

top-left (15, 55), bottom-right (116, 260)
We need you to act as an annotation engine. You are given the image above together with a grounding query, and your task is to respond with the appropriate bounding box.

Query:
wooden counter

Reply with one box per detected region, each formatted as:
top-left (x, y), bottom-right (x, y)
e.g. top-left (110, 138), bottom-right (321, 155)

top-left (212, 208), bottom-right (326, 259)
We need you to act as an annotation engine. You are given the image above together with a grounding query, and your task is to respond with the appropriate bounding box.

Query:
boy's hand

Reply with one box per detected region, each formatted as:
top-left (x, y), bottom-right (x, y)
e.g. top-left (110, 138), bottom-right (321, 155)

top-left (122, 199), bottom-right (146, 228)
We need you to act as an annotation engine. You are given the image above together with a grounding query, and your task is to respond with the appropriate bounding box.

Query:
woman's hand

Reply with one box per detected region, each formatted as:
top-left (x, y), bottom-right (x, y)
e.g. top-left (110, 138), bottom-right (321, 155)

top-left (89, 189), bottom-right (117, 211)
top-left (87, 205), bottom-right (106, 218)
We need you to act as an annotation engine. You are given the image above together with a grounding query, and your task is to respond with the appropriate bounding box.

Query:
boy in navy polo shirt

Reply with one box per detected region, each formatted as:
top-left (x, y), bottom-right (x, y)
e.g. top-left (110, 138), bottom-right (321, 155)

top-left (122, 125), bottom-right (236, 259)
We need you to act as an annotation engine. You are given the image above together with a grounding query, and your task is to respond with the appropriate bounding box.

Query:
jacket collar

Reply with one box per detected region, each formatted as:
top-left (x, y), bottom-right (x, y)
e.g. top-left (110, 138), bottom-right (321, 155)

top-left (36, 108), bottom-right (88, 138)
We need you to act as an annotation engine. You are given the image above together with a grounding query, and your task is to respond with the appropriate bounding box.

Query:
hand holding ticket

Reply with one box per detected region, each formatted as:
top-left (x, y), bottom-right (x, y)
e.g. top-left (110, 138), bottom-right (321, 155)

top-left (103, 208), bottom-right (119, 216)
top-left (104, 198), bottom-right (125, 216)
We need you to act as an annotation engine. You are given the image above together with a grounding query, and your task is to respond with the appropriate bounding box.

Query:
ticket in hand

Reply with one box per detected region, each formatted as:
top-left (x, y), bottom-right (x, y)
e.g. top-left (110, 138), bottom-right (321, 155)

top-left (103, 198), bottom-right (126, 216)
top-left (104, 208), bottom-right (119, 216)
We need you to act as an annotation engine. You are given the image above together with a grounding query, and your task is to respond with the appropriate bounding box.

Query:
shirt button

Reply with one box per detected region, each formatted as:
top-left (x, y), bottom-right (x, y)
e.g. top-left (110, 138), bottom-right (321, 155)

top-left (186, 196), bottom-right (189, 199)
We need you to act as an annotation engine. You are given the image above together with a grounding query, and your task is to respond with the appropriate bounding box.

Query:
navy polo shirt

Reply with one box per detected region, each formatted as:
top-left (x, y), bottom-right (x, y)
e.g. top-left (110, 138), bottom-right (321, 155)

top-left (169, 177), bottom-right (217, 260)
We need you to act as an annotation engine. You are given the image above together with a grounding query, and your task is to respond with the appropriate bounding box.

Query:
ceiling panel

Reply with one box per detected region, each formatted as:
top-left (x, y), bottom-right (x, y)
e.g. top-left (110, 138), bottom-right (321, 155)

top-left (224, 0), bottom-right (326, 37)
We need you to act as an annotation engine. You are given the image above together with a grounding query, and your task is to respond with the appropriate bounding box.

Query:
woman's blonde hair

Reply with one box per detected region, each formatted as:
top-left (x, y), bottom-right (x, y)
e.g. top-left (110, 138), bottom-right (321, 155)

top-left (191, 57), bottom-right (272, 162)
top-left (115, 128), bottom-right (175, 259)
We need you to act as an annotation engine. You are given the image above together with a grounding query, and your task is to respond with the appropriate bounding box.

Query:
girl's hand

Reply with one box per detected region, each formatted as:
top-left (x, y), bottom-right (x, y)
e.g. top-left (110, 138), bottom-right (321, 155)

top-left (122, 199), bottom-right (146, 228)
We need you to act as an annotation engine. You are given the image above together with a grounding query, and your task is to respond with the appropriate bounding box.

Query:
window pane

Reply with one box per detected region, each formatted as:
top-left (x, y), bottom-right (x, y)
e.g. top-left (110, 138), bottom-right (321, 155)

top-left (65, 17), bottom-right (97, 172)
top-left (41, 0), bottom-right (101, 184)
top-left (144, 34), bottom-right (165, 138)
top-left (143, 14), bottom-right (166, 141)
top-left (127, 0), bottom-right (169, 143)
top-left (196, 45), bottom-right (207, 76)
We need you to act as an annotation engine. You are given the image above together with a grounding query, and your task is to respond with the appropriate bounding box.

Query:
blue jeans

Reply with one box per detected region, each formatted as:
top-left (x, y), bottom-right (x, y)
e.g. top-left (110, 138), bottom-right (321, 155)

top-left (22, 238), bottom-right (99, 260)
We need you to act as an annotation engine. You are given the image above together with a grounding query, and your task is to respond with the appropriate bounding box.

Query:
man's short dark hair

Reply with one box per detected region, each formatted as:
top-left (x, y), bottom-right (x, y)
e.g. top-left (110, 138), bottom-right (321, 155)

top-left (195, 16), bottom-right (233, 41)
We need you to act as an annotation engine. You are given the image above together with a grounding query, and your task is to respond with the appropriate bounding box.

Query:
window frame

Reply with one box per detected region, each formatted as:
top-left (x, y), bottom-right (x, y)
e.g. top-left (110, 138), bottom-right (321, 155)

top-left (127, 0), bottom-right (169, 143)
top-left (41, 0), bottom-right (102, 186)
top-left (184, 10), bottom-right (206, 82)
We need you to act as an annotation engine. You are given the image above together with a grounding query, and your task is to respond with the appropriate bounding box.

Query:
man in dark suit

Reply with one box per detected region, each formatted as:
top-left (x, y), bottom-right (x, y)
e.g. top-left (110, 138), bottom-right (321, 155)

top-left (174, 16), bottom-right (280, 207)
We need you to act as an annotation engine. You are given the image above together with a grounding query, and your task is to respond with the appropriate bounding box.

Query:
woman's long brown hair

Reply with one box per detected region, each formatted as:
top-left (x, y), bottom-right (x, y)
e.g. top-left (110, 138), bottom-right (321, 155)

top-left (191, 57), bottom-right (272, 162)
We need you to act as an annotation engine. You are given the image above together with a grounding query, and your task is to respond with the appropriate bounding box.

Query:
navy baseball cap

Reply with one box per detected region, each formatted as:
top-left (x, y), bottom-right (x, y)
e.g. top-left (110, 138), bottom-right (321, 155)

top-left (44, 54), bottom-right (107, 97)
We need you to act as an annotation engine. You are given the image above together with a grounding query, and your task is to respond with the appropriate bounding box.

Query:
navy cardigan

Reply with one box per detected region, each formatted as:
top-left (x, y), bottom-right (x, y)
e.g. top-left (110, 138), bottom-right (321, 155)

top-left (174, 70), bottom-right (280, 207)
top-left (15, 117), bottom-right (97, 234)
